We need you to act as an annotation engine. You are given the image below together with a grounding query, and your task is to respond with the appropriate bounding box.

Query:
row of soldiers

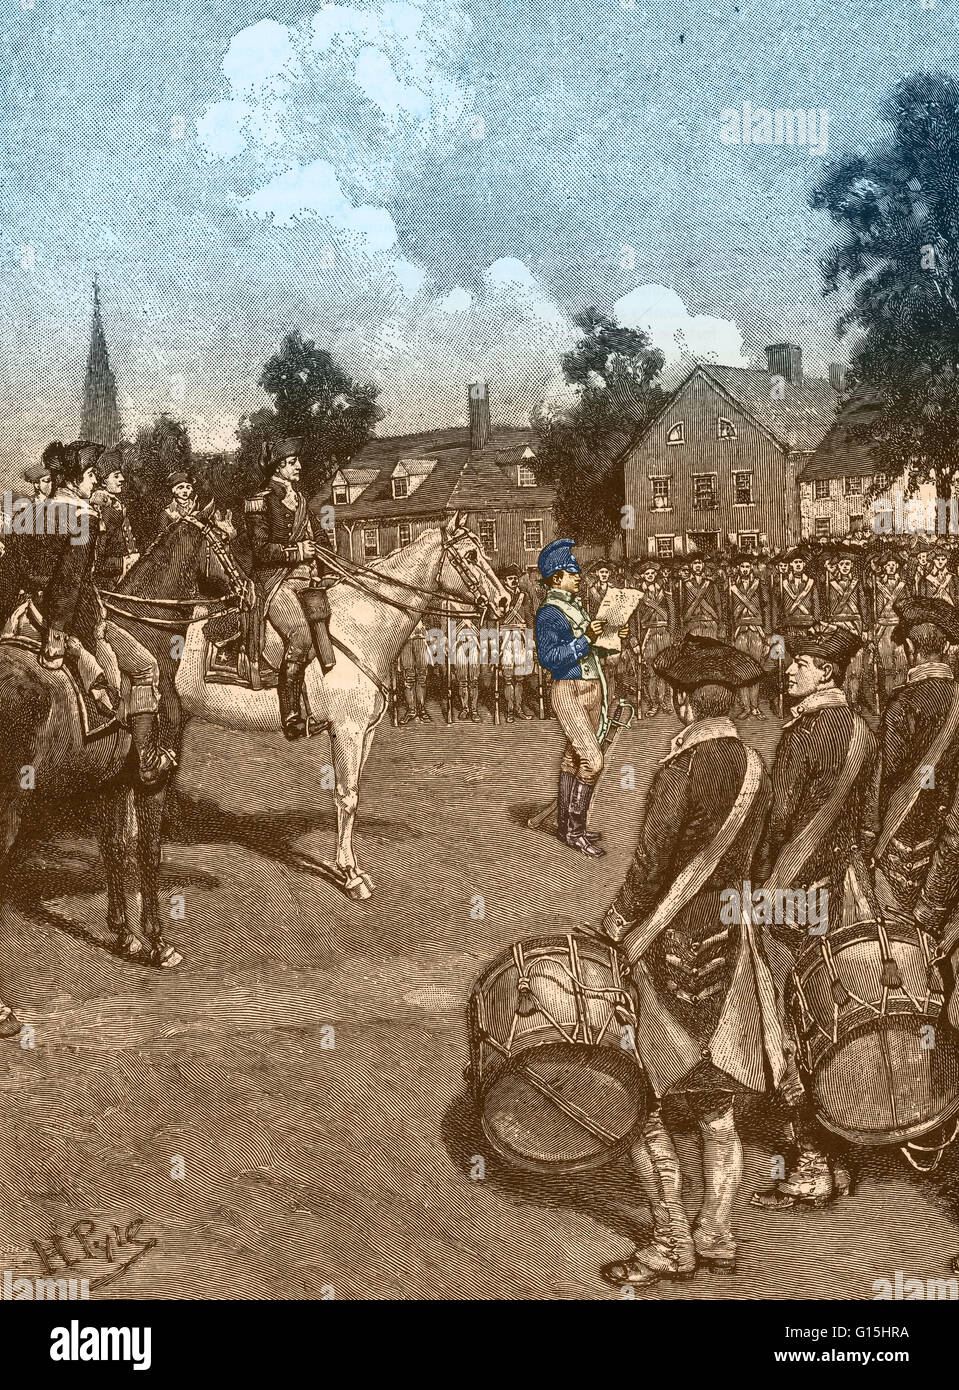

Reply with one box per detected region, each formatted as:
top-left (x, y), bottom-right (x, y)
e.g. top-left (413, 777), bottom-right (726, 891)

top-left (589, 593), bottom-right (959, 1287)
top-left (390, 543), bottom-right (959, 726)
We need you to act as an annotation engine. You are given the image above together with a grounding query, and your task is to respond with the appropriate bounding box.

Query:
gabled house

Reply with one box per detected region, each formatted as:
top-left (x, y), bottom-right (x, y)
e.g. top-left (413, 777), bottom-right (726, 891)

top-left (623, 344), bottom-right (839, 559)
top-left (315, 382), bottom-right (559, 571)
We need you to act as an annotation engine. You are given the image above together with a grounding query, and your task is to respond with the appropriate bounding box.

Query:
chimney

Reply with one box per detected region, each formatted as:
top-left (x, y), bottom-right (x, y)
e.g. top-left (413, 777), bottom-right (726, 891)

top-left (829, 363), bottom-right (848, 394)
top-left (468, 379), bottom-right (491, 451)
top-left (765, 343), bottom-right (802, 388)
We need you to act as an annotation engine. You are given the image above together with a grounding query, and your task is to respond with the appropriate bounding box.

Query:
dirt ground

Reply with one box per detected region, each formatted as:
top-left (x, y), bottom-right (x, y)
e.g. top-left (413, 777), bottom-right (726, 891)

top-left (2, 703), bottom-right (958, 1301)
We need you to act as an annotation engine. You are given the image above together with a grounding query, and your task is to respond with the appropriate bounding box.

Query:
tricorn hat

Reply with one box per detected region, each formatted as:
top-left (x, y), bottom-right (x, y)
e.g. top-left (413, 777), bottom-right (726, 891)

top-left (67, 440), bottom-right (104, 473)
top-left (24, 461), bottom-right (51, 483)
top-left (652, 634), bottom-right (766, 690)
top-left (273, 437), bottom-right (303, 463)
top-left (502, 565), bottom-right (521, 579)
top-left (782, 622), bottom-right (862, 674)
top-left (892, 596), bottom-right (959, 647)
top-left (167, 470), bottom-right (194, 488)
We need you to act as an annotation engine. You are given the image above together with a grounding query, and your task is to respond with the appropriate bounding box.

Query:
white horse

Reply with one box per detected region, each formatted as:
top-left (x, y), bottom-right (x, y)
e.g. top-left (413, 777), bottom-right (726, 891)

top-left (175, 514), bottom-right (510, 899)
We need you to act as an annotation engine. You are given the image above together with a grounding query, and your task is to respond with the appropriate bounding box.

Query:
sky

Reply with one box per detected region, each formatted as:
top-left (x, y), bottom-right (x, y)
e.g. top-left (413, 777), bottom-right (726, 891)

top-left (0, 0), bottom-right (956, 475)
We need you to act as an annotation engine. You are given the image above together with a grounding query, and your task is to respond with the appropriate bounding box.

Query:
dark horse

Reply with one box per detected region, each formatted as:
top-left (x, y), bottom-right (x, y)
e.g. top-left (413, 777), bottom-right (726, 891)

top-left (0, 501), bottom-right (252, 1031)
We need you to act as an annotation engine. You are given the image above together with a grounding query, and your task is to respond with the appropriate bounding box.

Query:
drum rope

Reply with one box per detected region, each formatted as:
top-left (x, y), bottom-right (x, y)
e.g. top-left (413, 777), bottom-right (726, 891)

top-left (900, 1119), bottom-right (959, 1173)
top-left (506, 942), bottom-right (640, 1053)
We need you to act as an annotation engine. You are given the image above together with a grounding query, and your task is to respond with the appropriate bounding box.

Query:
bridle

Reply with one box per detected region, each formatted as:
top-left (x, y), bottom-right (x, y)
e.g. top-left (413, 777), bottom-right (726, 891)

top-left (99, 516), bottom-right (252, 630)
top-left (322, 529), bottom-right (497, 620)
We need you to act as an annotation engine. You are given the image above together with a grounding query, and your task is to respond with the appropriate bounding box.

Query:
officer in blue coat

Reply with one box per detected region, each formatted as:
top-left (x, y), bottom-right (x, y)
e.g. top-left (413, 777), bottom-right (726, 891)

top-left (535, 538), bottom-right (627, 857)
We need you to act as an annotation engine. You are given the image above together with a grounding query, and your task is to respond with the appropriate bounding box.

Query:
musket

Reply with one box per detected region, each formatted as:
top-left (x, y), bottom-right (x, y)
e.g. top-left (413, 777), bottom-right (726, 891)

top-left (444, 601), bottom-right (454, 725)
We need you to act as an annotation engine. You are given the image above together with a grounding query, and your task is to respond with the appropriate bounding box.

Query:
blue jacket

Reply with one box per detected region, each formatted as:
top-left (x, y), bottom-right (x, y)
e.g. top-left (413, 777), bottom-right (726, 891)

top-left (535, 602), bottom-right (591, 679)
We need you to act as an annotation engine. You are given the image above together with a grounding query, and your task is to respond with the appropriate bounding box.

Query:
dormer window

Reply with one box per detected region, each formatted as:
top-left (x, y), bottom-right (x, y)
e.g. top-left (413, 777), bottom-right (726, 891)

top-left (392, 475), bottom-right (408, 500)
top-left (717, 417), bottom-right (737, 440)
top-left (333, 486), bottom-right (348, 506)
top-left (517, 464), bottom-right (537, 488)
top-left (666, 422), bottom-right (685, 445)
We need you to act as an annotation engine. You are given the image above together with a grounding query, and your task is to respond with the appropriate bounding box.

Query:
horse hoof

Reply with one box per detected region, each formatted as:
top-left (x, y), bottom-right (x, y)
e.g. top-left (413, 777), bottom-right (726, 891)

top-left (116, 932), bottom-right (145, 961)
top-left (343, 875), bottom-right (372, 901)
top-left (151, 943), bottom-right (183, 968)
top-left (0, 1007), bottom-right (22, 1039)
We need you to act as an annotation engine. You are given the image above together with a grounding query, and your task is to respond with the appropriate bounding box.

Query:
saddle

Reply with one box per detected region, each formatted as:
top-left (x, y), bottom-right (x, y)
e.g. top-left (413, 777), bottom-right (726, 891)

top-left (203, 599), bottom-right (277, 690)
top-left (0, 607), bottom-right (120, 742)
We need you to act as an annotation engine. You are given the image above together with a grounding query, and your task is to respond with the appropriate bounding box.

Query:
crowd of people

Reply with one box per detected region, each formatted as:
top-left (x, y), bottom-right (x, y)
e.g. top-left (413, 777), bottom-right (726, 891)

top-left (389, 538), bottom-right (959, 726)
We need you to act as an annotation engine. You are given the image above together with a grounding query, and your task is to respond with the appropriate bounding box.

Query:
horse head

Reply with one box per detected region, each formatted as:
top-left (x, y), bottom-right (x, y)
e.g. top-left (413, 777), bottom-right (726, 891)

top-left (118, 508), bottom-right (254, 620)
top-left (440, 511), bottom-right (511, 620)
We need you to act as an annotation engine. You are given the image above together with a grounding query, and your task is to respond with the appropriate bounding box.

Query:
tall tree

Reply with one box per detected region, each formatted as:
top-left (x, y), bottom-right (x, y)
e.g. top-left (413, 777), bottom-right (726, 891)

top-left (533, 308), bottom-right (666, 548)
top-left (811, 72), bottom-right (959, 498)
top-left (237, 331), bottom-right (381, 496)
top-left (127, 413), bottom-right (192, 539)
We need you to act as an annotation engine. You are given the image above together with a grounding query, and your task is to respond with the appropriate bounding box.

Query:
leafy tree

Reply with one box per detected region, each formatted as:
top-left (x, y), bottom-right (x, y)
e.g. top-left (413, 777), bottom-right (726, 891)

top-left (811, 72), bottom-right (959, 498)
top-left (532, 308), bottom-right (666, 548)
top-left (127, 413), bottom-right (192, 539)
top-left (236, 331), bottom-right (381, 497)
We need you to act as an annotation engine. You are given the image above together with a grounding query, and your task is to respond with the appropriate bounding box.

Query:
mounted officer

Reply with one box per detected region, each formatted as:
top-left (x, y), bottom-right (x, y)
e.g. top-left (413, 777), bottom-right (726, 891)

top-left (534, 538), bottom-right (627, 858)
top-left (26, 441), bottom-right (174, 786)
top-left (92, 446), bottom-right (140, 588)
top-left (244, 437), bottom-right (337, 740)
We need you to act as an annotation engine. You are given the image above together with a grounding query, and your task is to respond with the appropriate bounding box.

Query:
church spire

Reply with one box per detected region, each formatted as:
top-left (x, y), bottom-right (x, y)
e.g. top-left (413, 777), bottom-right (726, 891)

top-left (81, 275), bottom-right (120, 445)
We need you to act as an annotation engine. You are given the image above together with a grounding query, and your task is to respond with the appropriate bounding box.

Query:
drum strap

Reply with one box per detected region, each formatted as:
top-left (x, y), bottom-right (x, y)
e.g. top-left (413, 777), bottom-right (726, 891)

top-left (874, 684), bottom-right (959, 865)
top-left (764, 715), bottom-right (871, 892)
top-left (619, 745), bottom-right (765, 965)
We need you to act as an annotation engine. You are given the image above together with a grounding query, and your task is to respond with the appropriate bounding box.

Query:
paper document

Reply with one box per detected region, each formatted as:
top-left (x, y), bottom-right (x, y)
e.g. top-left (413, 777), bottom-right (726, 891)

top-left (593, 586), bottom-right (642, 655)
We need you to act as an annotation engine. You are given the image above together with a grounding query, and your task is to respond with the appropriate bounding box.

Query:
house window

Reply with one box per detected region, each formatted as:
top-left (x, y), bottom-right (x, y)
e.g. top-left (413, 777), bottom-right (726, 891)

top-left (666, 422), bottom-right (685, 445)
top-left (523, 519), bottom-right (543, 551)
top-left (814, 516), bottom-right (831, 537)
top-left (333, 487), bottom-right (348, 506)
top-left (693, 474), bottom-right (718, 509)
top-left (391, 475), bottom-right (408, 500)
top-left (738, 532), bottom-right (759, 552)
top-left (848, 514), bottom-right (863, 535)
top-left (517, 464), bottom-right (537, 488)
top-left (717, 417), bottom-right (737, 440)
top-left (655, 535), bottom-right (675, 558)
top-left (650, 477), bottom-right (671, 510)
top-left (813, 479), bottom-right (830, 501)
top-left (363, 526), bottom-right (380, 557)
top-left (844, 475), bottom-right (863, 496)
top-left (398, 522), bottom-right (412, 547)
top-left (478, 520), bottom-right (496, 552)
top-left (733, 472), bottom-right (753, 505)
top-left (687, 531), bottom-right (719, 554)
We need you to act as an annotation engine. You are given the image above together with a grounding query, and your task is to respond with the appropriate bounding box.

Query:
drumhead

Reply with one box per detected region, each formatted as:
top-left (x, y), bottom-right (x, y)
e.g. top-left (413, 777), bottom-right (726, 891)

top-left (479, 1042), bottom-right (647, 1173)
top-left (812, 1018), bottom-right (959, 1145)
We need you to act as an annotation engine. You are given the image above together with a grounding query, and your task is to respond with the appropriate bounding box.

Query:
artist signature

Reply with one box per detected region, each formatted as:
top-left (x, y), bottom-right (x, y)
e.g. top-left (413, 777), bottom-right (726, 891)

top-left (31, 1217), bottom-right (157, 1290)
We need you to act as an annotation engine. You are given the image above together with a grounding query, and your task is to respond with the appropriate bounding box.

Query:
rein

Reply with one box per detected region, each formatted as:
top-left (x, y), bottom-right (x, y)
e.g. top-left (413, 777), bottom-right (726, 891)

top-left (100, 516), bottom-right (250, 630)
top-left (324, 538), bottom-right (490, 618)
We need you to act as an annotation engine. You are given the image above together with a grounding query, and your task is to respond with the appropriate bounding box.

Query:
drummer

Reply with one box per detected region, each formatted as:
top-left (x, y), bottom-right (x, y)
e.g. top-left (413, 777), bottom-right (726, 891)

top-left (751, 622), bottom-right (878, 1213)
top-left (599, 634), bottom-right (783, 1288)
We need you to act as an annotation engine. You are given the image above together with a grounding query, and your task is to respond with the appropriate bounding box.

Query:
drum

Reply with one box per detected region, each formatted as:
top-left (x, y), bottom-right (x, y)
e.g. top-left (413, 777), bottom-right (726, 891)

top-left (467, 932), bottom-right (647, 1173)
top-left (790, 915), bottom-right (959, 1145)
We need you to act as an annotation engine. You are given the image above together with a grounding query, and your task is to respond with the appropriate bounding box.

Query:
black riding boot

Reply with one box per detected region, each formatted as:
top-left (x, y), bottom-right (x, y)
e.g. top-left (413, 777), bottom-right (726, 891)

top-left (130, 712), bottom-right (176, 788)
top-left (565, 777), bottom-right (605, 857)
top-left (278, 663), bottom-right (308, 740)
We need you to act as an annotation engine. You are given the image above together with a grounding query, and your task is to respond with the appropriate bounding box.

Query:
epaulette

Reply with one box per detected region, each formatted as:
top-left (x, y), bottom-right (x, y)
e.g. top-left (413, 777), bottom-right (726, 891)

top-left (244, 493), bottom-right (267, 514)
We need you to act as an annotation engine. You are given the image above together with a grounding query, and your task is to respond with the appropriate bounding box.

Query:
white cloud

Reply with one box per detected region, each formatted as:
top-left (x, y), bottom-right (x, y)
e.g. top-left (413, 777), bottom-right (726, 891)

top-left (239, 158), bottom-right (399, 256)
top-left (221, 20), bottom-right (297, 94)
top-left (613, 284), bottom-right (747, 369)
